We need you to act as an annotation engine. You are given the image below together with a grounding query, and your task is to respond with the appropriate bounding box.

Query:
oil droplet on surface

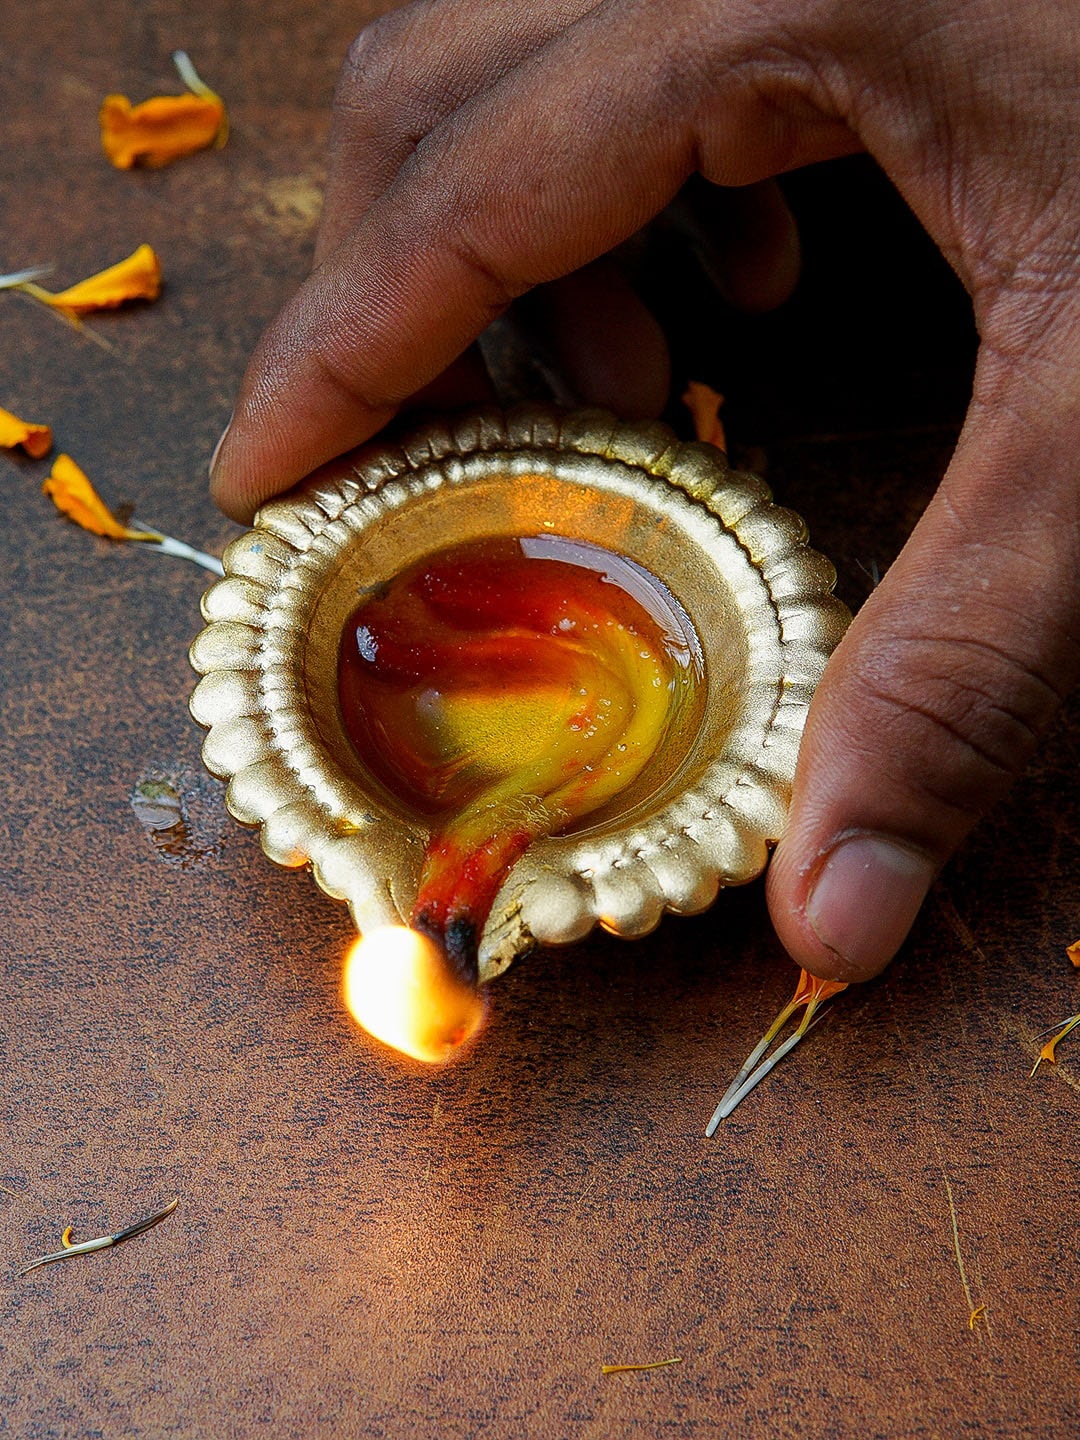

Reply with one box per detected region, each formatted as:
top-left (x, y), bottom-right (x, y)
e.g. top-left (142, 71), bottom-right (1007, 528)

top-left (131, 776), bottom-right (184, 834)
top-left (130, 770), bottom-right (226, 869)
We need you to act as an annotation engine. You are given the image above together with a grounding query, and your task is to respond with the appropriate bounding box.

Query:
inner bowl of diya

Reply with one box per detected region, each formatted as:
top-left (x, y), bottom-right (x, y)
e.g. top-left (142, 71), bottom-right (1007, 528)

top-left (189, 405), bottom-right (849, 1064)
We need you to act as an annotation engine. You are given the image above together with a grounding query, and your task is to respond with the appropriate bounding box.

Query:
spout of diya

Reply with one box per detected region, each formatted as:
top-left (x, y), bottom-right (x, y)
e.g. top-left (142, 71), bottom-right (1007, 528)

top-left (338, 537), bottom-right (698, 1062)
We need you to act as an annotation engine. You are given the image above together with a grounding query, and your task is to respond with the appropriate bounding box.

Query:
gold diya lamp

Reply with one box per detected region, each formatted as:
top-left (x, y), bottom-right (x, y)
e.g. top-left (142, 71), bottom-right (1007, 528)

top-left (189, 404), bottom-right (849, 1065)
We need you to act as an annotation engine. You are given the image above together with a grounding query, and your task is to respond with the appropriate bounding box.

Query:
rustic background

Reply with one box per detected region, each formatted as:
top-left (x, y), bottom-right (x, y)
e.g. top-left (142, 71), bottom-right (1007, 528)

top-left (2, 2), bottom-right (1078, 1436)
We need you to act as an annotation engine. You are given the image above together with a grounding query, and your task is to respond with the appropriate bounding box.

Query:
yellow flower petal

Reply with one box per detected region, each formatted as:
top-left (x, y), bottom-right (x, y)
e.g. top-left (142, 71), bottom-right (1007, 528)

top-left (42, 455), bottom-right (160, 543)
top-left (683, 381), bottom-right (727, 450)
top-left (0, 405), bottom-right (52, 459)
top-left (100, 93), bottom-right (226, 169)
top-left (1068, 939), bottom-right (1080, 968)
top-left (26, 245), bottom-right (162, 318)
top-left (100, 54), bottom-right (227, 169)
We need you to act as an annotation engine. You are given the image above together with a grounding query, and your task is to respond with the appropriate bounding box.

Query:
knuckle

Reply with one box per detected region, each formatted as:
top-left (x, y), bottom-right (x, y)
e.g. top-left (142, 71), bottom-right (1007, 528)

top-left (308, 338), bottom-right (401, 419)
top-left (337, 9), bottom-right (418, 119)
top-left (852, 631), bottom-right (1063, 818)
top-left (341, 17), bottom-right (397, 93)
top-left (439, 226), bottom-right (520, 313)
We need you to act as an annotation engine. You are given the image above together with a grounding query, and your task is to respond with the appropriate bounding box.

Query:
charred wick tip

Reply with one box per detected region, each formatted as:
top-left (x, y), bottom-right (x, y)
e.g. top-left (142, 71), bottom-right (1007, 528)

top-left (413, 910), bottom-right (481, 988)
top-left (444, 916), bottom-right (481, 986)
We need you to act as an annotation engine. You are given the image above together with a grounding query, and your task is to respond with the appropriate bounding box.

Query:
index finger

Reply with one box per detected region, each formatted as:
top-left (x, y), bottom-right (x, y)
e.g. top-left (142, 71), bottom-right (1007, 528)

top-left (209, 1), bottom-right (852, 520)
top-left (315, 0), bottom-right (603, 265)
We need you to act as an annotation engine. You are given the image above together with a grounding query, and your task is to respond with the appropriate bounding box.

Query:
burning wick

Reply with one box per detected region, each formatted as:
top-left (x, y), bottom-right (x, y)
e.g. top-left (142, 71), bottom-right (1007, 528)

top-left (343, 926), bottom-right (485, 1064)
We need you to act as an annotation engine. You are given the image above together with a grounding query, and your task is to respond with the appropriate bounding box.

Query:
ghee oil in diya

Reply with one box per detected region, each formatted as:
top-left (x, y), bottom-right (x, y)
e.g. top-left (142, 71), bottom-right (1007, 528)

top-left (339, 535), bottom-right (702, 1063)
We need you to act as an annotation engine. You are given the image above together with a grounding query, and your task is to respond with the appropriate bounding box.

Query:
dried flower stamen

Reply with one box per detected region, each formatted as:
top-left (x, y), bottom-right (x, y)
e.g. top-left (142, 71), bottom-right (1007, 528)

top-left (601, 1357), bottom-right (682, 1375)
top-left (1030, 1013), bottom-right (1080, 1077)
top-left (18, 1198), bottom-right (178, 1276)
top-left (706, 969), bottom-right (848, 1132)
top-left (0, 266), bottom-right (53, 291)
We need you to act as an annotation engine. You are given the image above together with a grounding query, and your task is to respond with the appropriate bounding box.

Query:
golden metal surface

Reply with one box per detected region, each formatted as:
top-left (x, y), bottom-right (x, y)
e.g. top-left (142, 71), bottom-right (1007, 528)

top-left (189, 405), bottom-right (850, 981)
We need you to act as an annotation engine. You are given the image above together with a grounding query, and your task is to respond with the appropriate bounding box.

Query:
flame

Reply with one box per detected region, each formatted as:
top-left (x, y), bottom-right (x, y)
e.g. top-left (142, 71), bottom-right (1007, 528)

top-left (342, 927), bottom-right (485, 1064)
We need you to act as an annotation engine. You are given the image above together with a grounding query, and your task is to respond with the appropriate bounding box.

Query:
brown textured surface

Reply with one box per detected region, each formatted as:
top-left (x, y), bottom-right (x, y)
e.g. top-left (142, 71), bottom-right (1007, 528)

top-left (2, 3), bottom-right (1078, 1436)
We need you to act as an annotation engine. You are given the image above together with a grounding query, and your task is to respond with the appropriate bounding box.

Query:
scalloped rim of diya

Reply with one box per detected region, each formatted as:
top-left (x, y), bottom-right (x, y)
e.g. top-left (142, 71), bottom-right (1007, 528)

top-left (189, 405), bottom-right (850, 981)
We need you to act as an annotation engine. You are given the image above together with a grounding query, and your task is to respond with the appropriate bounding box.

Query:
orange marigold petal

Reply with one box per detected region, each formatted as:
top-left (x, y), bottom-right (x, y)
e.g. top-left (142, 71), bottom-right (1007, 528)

top-left (1067, 940), bottom-right (1080, 968)
top-left (100, 92), bottom-right (225, 169)
top-left (683, 381), bottom-right (727, 450)
top-left (42, 454), bottom-right (159, 542)
top-left (792, 968), bottom-right (848, 1008)
top-left (1039, 1013), bottom-right (1080, 1067)
top-left (0, 405), bottom-right (52, 459)
top-left (38, 245), bottom-right (162, 317)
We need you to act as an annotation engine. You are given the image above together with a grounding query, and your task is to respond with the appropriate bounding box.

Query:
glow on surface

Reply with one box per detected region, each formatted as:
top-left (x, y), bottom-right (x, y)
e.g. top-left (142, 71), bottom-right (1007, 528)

top-left (342, 927), bottom-right (485, 1064)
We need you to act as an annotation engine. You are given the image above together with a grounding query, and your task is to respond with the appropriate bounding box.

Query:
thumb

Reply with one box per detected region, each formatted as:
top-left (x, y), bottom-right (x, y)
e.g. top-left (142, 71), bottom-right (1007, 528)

top-left (767, 329), bottom-right (1080, 981)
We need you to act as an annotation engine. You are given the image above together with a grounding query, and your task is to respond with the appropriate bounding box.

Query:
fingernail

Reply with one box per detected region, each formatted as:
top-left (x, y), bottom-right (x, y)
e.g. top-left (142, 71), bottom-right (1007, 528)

top-left (806, 834), bottom-right (936, 979)
top-left (208, 415), bottom-right (233, 481)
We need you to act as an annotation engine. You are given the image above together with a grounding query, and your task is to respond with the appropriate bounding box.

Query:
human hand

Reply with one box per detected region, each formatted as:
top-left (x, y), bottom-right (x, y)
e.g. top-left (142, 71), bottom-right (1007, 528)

top-left (210, 0), bottom-right (1080, 982)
